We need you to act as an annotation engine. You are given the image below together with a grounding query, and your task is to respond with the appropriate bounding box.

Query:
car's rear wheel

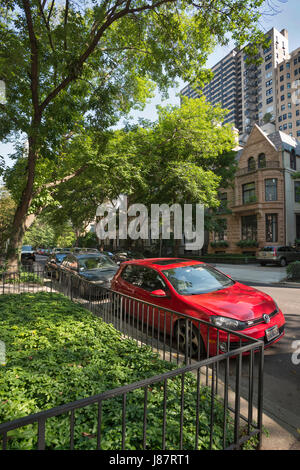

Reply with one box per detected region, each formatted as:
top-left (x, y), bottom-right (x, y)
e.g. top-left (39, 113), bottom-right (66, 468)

top-left (174, 321), bottom-right (205, 359)
top-left (260, 262), bottom-right (266, 266)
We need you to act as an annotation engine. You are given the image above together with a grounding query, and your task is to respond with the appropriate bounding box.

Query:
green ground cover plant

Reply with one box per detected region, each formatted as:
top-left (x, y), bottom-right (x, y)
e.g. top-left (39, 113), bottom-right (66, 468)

top-left (0, 292), bottom-right (238, 450)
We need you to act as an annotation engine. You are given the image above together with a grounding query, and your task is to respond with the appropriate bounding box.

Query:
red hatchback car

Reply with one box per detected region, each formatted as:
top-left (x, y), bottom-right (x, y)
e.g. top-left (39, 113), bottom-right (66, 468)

top-left (110, 258), bottom-right (285, 357)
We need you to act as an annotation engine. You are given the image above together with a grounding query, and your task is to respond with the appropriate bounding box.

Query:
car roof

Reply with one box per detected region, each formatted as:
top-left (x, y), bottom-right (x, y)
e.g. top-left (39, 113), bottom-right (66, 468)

top-left (120, 258), bottom-right (204, 271)
top-left (67, 253), bottom-right (108, 259)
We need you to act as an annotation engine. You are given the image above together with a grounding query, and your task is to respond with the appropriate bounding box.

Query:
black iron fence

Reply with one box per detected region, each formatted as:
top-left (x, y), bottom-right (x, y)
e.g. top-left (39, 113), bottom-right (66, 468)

top-left (0, 265), bottom-right (264, 450)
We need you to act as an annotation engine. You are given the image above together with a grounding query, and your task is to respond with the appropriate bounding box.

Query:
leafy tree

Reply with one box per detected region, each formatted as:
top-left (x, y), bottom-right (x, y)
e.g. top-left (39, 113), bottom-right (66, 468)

top-left (23, 217), bottom-right (56, 248)
top-left (112, 97), bottom-right (237, 207)
top-left (0, 0), bottom-right (267, 269)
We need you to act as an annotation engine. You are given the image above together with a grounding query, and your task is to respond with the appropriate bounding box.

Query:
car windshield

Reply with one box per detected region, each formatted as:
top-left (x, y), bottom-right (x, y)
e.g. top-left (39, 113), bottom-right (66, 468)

top-left (78, 255), bottom-right (116, 271)
top-left (162, 264), bottom-right (234, 295)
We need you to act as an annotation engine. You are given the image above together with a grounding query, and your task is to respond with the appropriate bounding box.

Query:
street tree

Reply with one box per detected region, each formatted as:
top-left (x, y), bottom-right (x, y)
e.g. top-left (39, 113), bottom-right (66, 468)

top-left (0, 0), bottom-right (268, 269)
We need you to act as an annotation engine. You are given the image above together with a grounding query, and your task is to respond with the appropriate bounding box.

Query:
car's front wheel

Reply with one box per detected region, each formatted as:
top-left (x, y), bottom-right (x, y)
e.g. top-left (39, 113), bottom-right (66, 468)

top-left (279, 257), bottom-right (287, 267)
top-left (174, 320), bottom-right (205, 359)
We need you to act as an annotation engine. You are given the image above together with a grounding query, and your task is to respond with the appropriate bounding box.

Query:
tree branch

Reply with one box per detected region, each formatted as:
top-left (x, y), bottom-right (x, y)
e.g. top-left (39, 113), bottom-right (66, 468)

top-left (64, 0), bottom-right (69, 51)
top-left (40, 0), bottom-right (177, 112)
top-left (22, 0), bottom-right (40, 116)
top-left (37, 0), bottom-right (55, 53)
top-left (33, 163), bottom-right (89, 197)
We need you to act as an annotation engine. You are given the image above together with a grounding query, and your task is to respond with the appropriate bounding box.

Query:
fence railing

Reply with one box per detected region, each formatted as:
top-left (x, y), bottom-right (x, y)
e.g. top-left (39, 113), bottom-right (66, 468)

top-left (0, 265), bottom-right (265, 450)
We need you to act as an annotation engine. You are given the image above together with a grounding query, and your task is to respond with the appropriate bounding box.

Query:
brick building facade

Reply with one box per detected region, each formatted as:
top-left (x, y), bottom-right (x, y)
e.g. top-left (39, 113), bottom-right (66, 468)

top-left (209, 124), bottom-right (300, 254)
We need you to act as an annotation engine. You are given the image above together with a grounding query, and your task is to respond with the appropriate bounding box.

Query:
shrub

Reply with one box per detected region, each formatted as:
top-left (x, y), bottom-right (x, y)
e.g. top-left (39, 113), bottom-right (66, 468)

top-left (236, 239), bottom-right (258, 248)
top-left (210, 241), bottom-right (229, 248)
top-left (286, 261), bottom-right (300, 280)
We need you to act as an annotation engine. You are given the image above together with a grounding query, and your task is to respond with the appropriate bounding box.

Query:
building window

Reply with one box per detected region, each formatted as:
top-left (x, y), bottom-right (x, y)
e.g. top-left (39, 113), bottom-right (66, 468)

top-left (279, 64), bottom-right (284, 71)
top-left (280, 75), bottom-right (284, 81)
top-left (214, 220), bottom-right (227, 241)
top-left (266, 214), bottom-right (278, 242)
top-left (287, 73), bottom-right (290, 78)
top-left (290, 150), bottom-right (296, 170)
top-left (266, 88), bottom-right (273, 95)
top-left (247, 157), bottom-right (256, 171)
top-left (265, 178), bottom-right (278, 201)
top-left (217, 192), bottom-right (227, 213)
top-left (243, 182), bottom-right (256, 204)
top-left (258, 153), bottom-right (266, 168)
top-left (283, 114), bottom-right (287, 120)
top-left (280, 85), bottom-right (284, 92)
top-left (287, 82), bottom-right (291, 88)
top-left (266, 97), bottom-right (273, 104)
top-left (280, 95), bottom-right (285, 101)
top-left (241, 215), bottom-right (257, 240)
top-left (295, 181), bottom-right (300, 203)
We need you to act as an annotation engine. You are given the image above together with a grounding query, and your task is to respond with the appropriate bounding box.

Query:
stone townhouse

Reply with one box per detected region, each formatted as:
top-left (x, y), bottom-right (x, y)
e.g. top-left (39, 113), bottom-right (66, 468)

top-left (209, 123), bottom-right (300, 255)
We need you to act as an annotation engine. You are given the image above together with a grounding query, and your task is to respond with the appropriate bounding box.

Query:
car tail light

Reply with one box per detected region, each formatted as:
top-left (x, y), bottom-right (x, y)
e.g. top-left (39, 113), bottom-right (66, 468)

top-left (273, 248), bottom-right (277, 257)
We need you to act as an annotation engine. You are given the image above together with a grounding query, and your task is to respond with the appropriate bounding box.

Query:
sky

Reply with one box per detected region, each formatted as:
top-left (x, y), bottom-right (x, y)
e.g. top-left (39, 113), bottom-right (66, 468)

top-left (0, 0), bottom-right (299, 168)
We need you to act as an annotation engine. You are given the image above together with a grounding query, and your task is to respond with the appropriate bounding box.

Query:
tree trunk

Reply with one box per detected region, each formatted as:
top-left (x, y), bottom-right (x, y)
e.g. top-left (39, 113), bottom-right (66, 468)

top-left (5, 139), bottom-right (37, 271)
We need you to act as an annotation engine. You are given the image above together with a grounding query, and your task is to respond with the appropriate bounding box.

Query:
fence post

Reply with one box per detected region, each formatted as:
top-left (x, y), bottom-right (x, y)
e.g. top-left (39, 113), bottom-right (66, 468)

top-left (257, 343), bottom-right (264, 449)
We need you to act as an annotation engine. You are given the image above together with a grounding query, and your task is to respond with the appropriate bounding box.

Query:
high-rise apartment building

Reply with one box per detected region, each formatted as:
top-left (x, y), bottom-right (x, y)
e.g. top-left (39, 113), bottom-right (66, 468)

top-left (275, 46), bottom-right (300, 138)
top-left (181, 28), bottom-right (291, 143)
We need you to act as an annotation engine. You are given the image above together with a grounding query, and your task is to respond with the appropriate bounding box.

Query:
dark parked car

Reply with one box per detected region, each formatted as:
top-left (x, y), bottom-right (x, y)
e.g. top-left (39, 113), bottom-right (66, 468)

top-left (45, 252), bottom-right (69, 279)
top-left (256, 246), bottom-right (300, 267)
top-left (60, 253), bottom-right (118, 296)
top-left (21, 245), bottom-right (36, 264)
top-left (112, 250), bottom-right (145, 264)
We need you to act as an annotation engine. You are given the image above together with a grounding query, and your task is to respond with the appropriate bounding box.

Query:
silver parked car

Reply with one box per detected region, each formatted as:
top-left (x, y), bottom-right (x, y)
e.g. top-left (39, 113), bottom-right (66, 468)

top-left (256, 246), bottom-right (300, 267)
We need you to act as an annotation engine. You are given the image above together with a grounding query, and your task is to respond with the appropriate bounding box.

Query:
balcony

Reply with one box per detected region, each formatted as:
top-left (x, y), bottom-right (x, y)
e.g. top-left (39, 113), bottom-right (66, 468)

top-left (236, 160), bottom-right (280, 177)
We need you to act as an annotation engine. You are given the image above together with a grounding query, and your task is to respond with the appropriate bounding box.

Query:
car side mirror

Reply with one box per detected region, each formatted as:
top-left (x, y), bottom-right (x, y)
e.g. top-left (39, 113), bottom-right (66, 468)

top-left (150, 289), bottom-right (168, 298)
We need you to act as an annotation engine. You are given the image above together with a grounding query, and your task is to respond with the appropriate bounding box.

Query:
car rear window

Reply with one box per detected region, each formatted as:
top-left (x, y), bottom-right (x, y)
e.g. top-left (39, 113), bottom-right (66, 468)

top-left (261, 247), bottom-right (275, 252)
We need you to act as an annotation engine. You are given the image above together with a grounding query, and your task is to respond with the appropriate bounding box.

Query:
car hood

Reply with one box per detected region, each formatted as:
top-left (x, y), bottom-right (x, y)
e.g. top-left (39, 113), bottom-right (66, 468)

top-left (184, 282), bottom-right (276, 321)
top-left (79, 267), bottom-right (118, 282)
